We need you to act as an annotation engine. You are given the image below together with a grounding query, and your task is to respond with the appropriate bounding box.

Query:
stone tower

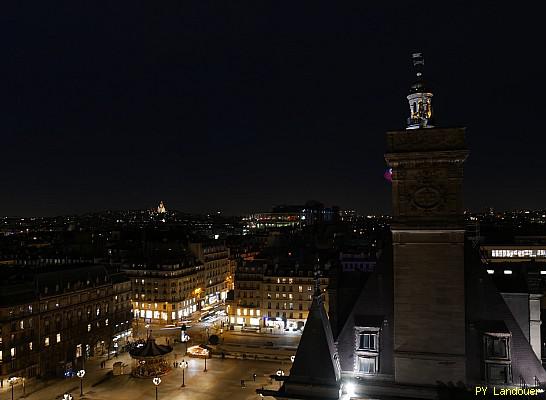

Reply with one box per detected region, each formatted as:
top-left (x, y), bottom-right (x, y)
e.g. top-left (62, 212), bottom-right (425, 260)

top-left (384, 54), bottom-right (469, 385)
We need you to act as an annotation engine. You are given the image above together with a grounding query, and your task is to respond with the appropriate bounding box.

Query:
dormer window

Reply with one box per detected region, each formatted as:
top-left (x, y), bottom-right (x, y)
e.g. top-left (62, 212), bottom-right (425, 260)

top-left (485, 336), bottom-right (508, 359)
top-left (479, 321), bottom-right (512, 384)
top-left (358, 333), bottom-right (377, 351)
top-left (354, 316), bottom-right (384, 376)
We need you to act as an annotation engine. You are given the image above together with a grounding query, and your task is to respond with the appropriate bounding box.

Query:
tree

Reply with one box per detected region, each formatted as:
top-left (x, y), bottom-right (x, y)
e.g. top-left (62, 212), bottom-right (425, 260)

top-left (208, 334), bottom-right (219, 345)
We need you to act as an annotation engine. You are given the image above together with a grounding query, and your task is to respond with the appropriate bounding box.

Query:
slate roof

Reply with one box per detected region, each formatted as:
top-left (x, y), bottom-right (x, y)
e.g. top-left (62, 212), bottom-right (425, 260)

top-left (336, 241), bottom-right (394, 377)
top-left (289, 290), bottom-right (341, 386)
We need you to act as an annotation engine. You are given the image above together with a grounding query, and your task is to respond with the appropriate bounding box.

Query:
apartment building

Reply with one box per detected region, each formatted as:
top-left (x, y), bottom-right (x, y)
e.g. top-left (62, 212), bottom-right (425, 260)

top-left (229, 261), bottom-right (329, 331)
top-left (0, 262), bottom-right (132, 384)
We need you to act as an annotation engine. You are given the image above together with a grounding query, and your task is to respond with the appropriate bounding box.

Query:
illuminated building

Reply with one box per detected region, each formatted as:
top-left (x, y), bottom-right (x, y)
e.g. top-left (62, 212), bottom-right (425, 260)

top-left (0, 262), bottom-right (132, 384)
top-left (482, 246), bottom-right (546, 260)
top-left (228, 261), bottom-right (329, 331)
top-left (123, 255), bottom-right (204, 327)
top-left (157, 201), bottom-right (166, 214)
top-left (189, 242), bottom-right (231, 304)
top-left (243, 201), bottom-right (340, 231)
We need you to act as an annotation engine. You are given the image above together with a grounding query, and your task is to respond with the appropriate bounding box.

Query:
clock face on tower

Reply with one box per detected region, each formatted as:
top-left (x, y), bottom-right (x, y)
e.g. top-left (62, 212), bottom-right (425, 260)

top-left (412, 186), bottom-right (441, 209)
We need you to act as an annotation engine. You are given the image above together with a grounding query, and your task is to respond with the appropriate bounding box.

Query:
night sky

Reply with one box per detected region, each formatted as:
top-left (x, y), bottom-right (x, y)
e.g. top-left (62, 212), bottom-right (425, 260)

top-left (2, 2), bottom-right (545, 216)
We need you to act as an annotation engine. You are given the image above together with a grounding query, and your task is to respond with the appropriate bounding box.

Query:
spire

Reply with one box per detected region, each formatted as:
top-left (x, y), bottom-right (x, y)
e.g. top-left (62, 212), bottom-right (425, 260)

top-left (283, 284), bottom-right (341, 398)
top-left (406, 52), bottom-right (434, 129)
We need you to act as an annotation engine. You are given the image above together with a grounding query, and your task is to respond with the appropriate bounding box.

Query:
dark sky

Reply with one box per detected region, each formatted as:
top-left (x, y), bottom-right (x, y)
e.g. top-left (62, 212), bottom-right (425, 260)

top-left (2, 2), bottom-right (545, 216)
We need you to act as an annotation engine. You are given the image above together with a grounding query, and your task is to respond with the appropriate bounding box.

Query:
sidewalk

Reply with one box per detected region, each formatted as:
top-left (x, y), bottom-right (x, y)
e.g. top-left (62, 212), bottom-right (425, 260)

top-left (3, 352), bottom-right (132, 400)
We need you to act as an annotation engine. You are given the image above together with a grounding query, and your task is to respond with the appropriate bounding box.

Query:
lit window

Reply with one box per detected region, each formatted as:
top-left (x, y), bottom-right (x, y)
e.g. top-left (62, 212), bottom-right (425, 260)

top-left (358, 333), bottom-right (378, 350)
top-left (19, 320), bottom-right (24, 330)
top-left (298, 286), bottom-right (303, 293)
top-left (56, 333), bottom-right (61, 343)
top-left (541, 271), bottom-right (546, 275)
top-left (358, 356), bottom-right (376, 374)
top-left (0, 350), bottom-right (2, 361)
top-left (29, 342), bottom-right (33, 350)
top-left (504, 270), bottom-right (512, 275)
top-left (88, 324), bottom-right (91, 332)
top-left (243, 309), bottom-right (248, 316)
top-left (11, 347), bottom-right (15, 357)
top-left (487, 270), bottom-right (494, 274)
top-left (105, 318), bottom-right (109, 326)
top-left (45, 337), bottom-right (50, 346)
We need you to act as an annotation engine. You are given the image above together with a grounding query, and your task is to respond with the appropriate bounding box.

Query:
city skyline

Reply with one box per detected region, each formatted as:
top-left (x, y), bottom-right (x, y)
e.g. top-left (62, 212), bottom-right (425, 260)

top-left (3, 3), bottom-right (544, 216)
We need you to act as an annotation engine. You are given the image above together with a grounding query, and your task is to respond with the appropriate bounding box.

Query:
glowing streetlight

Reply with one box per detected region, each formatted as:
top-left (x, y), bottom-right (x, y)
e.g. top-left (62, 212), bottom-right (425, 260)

top-left (181, 331), bottom-right (190, 355)
top-left (344, 382), bottom-right (356, 398)
top-left (8, 377), bottom-right (17, 400)
top-left (76, 369), bottom-right (86, 396)
top-left (179, 360), bottom-right (189, 387)
top-left (152, 377), bottom-right (161, 400)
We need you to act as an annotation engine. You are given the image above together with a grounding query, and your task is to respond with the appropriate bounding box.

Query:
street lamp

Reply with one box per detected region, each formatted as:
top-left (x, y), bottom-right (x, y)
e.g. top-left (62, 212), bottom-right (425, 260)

top-left (8, 377), bottom-right (17, 400)
top-left (179, 360), bottom-right (189, 387)
top-left (181, 331), bottom-right (190, 355)
top-left (152, 377), bottom-right (161, 400)
top-left (76, 369), bottom-right (86, 396)
top-left (204, 355), bottom-right (208, 372)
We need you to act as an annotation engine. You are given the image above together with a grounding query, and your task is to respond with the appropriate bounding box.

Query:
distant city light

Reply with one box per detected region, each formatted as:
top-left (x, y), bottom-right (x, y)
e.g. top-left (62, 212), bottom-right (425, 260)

top-left (504, 270), bottom-right (512, 275)
top-left (492, 249), bottom-right (546, 258)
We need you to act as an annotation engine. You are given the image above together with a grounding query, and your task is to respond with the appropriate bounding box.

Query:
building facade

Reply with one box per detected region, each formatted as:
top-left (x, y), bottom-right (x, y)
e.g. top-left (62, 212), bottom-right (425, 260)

top-left (229, 261), bottom-right (329, 331)
top-left (189, 242), bottom-right (231, 305)
top-left (0, 262), bottom-right (132, 385)
top-left (123, 255), bottom-right (204, 327)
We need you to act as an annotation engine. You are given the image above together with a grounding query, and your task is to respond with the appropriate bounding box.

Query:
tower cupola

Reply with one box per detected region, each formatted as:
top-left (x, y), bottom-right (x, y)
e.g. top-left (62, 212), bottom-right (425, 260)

top-left (406, 53), bottom-right (434, 129)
